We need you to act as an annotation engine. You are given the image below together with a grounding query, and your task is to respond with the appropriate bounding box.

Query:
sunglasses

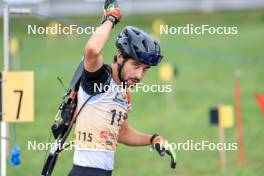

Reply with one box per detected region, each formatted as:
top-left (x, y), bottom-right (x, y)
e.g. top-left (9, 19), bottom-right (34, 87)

top-left (138, 52), bottom-right (163, 66)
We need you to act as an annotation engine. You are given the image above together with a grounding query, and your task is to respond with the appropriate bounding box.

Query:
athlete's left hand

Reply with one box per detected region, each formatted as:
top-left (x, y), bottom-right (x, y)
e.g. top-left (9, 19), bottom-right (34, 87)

top-left (150, 134), bottom-right (177, 169)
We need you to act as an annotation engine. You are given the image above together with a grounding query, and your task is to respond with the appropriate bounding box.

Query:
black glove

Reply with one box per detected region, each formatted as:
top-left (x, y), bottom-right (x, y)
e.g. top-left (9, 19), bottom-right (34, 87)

top-left (101, 0), bottom-right (122, 26)
top-left (150, 134), bottom-right (177, 169)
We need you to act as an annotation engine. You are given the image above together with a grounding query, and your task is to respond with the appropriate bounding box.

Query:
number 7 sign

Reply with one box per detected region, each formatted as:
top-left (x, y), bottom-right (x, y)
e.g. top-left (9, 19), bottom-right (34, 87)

top-left (0, 71), bottom-right (34, 122)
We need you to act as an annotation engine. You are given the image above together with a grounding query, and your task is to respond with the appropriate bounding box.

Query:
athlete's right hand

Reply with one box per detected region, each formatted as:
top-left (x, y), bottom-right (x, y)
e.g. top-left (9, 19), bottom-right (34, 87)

top-left (101, 0), bottom-right (122, 26)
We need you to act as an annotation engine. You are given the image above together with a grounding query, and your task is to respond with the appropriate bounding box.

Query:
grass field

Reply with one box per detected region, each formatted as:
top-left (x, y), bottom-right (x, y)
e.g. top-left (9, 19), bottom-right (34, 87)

top-left (0, 10), bottom-right (264, 176)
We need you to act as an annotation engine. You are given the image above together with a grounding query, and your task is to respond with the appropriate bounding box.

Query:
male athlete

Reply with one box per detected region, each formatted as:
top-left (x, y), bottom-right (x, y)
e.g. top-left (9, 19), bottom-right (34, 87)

top-left (68, 1), bottom-right (176, 176)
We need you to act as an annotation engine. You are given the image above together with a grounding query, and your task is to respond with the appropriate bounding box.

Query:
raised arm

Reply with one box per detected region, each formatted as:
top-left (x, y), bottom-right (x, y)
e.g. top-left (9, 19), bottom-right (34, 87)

top-left (84, 0), bottom-right (121, 72)
top-left (84, 21), bottom-right (113, 72)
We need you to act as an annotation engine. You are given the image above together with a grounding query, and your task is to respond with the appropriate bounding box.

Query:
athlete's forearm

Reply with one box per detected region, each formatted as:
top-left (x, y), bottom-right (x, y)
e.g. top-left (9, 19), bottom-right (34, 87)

top-left (83, 21), bottom-right (113, 71)
top-left (118, 126), bottom-right (152, 146)
top-left (84, 21), bottom-right (113, 57)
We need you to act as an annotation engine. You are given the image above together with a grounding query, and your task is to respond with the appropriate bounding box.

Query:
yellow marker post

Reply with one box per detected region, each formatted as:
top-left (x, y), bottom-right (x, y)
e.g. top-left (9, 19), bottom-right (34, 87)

top-left (158, 63), bottom-right (174, 82)
top-left (10, 37), bottom-right (21, 70)
top-left (47, 21), bottom-right (60, 37)
top-left (158, 63), bottom-right (175, 113)
top-left (1, 71), bottom-right (34, 122)
top-left (218, 105), bottom-right (234, 173)
top-left (10, 37), bottom-right (19, 56)
top-left (152, 18), bottom-right (167, 36)
top-left (219, 105), bottom-right (234, 128)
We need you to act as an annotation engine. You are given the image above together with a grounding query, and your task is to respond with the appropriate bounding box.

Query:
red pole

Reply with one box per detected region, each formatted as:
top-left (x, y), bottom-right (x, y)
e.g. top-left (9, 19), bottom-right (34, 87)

top-left (235, 79), bottom-right (245, 165)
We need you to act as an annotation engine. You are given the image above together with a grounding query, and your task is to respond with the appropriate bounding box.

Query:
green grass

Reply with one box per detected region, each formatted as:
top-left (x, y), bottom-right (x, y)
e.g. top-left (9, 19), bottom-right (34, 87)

top-left (0, 10), bottom-right (264, 176)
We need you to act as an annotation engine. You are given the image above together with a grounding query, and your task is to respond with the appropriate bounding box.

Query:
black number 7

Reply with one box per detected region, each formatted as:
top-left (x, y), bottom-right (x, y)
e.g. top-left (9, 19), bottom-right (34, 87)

top-left (14, 90), bottom-right (23, 120)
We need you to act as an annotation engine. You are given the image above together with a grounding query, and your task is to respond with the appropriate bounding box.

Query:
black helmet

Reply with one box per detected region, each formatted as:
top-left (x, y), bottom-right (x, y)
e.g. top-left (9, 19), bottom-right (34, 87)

top-left (116, 26), bottom-right (163, 66)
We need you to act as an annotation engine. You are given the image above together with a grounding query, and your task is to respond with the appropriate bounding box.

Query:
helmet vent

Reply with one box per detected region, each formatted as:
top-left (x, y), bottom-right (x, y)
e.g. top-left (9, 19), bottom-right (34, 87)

top-left (142, 40), bottom-right (147, 51)
top-left (132, 29), bottom-right (140, 35)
